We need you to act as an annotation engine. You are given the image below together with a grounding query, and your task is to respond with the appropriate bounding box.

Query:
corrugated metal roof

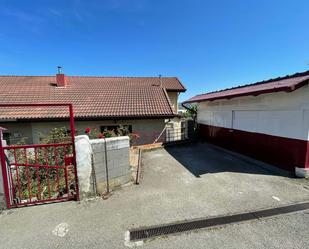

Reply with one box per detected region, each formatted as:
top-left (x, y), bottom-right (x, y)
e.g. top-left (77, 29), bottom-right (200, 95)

top-left (184, 71), bottom-right (309, 103)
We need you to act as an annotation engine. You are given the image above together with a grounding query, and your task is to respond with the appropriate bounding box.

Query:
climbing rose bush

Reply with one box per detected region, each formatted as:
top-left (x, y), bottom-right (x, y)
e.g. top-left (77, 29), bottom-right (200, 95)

top-left (10, 127), bottom-right (76, 202)
top-left (84, 126), bottom-right (139, 146)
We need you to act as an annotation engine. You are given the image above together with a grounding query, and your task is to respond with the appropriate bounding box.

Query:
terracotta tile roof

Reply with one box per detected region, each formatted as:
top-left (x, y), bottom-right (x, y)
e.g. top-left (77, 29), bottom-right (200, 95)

top-left (0, 76), bottom-right (185, 120)
top-left (184, 70), bottom-right (309, 103)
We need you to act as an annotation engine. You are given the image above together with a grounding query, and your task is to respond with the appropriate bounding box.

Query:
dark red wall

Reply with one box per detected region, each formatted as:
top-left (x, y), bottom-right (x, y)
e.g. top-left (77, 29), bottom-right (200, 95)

top-left (199, 123), bottom-right (309, 172)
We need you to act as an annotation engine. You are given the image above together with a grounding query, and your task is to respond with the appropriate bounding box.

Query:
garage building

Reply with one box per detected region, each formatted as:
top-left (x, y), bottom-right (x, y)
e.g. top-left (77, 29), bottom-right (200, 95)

top-left (184, 71), bottom-right (309, 177)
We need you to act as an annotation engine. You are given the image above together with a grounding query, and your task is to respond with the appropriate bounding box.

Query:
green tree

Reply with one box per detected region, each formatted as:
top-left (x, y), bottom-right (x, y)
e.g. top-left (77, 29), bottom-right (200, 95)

top-left (183, 104), bottom-right (197, 121)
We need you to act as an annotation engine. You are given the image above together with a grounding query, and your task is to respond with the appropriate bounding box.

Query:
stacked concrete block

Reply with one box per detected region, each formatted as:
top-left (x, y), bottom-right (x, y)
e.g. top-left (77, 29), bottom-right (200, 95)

top-left (90, 136), bottom-right (131, 194)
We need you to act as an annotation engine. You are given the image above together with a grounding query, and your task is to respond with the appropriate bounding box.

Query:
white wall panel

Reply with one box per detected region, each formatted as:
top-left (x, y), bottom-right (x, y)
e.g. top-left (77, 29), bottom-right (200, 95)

top-left (233, 110), bottom-right (304, 140)
top-left (197, 109), bottom-right (212, 125)
top-left (257, 111), bottom-right (303, 140)
top-left (196, 85), bottom-right (309, 141)
top-left (256, 111), bottom-right (277, 135)
top-left (233, 111), bottom-right (258, 132)
top-left (211, 111), bottom-right (232, 128)
top-left (197, 109), bottom-right (232, 129)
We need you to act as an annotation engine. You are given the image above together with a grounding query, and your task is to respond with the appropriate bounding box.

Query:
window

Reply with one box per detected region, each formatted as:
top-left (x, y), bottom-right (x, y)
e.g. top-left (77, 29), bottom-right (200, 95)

top-left (100, 125), bottom-right (132, 134)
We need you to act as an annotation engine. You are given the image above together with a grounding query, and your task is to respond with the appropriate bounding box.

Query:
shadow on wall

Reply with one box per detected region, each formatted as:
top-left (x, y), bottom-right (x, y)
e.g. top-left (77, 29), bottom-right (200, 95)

top-left (164, 142), bottom-right (290, 178)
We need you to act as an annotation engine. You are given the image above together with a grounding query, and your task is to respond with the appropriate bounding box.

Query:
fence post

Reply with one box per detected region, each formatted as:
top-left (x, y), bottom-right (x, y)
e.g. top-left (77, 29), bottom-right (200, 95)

top-left (135, 148), bottom-right (142, 185)
top-left (0, 128), bottom-right (10, 209)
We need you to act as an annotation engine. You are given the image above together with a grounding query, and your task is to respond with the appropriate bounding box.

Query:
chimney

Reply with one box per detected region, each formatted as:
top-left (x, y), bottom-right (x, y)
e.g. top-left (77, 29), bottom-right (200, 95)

top-left (159, 74), bottom-right (163, 87)
top-left (56, 66), bottom-right (68, 87)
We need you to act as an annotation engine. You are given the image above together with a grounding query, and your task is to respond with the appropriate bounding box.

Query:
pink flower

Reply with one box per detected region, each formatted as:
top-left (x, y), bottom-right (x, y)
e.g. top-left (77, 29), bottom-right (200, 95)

top-left (85, 127), bottom-right (91, 134)
top-left (131, 133), bottom-right (140, 139)
top-left (98, 133), bottom-right (105, 139)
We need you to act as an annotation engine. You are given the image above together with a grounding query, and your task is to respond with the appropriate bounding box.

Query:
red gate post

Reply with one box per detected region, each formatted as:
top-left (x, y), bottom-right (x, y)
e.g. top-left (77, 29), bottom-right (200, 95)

top-left (69, 104), bottom-right (80, 201)
top-left (0, 127), bottom-right (11, 209)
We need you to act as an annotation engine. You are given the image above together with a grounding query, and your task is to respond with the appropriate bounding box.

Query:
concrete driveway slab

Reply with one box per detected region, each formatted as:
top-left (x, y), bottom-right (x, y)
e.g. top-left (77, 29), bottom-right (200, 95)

top-left (138, 143), bottom-right (309, 219)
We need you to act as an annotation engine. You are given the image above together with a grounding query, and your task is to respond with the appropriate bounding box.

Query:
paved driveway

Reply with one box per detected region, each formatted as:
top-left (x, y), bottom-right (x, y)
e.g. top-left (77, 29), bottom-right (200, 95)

top-left (0, 142), bottom-right (309, 249)
top-left (140, 142), bottom-right (309, 217)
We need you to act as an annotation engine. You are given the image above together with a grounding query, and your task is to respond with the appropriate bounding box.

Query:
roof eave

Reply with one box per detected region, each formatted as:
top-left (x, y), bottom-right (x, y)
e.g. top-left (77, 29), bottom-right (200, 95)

top-left (184, 80), bottom-right (309, 104)
top-left (0, 114), bottom-right (177, 122)
top-left (75, 114), bottom-right (177, 121)
top-left (166, 88), bottom-right (186, 92)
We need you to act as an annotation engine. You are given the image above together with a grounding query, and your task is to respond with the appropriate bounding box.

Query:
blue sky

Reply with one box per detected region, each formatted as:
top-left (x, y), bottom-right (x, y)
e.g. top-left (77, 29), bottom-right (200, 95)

top-left (1, 0), bottom-right (309, 101)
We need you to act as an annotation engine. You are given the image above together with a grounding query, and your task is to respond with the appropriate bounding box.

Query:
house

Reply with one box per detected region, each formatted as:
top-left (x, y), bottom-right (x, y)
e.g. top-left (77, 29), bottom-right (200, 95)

top-left (184, 70), bottom-right (309, 177)
top-left (0, 70), bottom-right (186, 145)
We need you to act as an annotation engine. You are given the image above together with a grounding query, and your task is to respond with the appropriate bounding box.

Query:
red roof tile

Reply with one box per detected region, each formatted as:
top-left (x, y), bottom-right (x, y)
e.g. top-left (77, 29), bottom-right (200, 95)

top-left (184, 71), bottom-right (309, 103)
top-left (0, 76), bottom-right (185, 120)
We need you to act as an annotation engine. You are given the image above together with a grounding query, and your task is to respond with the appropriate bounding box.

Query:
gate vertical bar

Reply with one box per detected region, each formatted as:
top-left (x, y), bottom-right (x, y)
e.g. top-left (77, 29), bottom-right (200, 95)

top-left (55, 147), bottom-right (60, 195)
top-left (44, 148), bottom-right (51, 199)
top-left (24, 148), bottom-right (32, 202)
top-left (69, 104), bottom-right (80, 201)
top-left (0, 128), bottom-right (11, 208)
top-left (35, 147), bottom-right (41, 200)
top-left (13, 149), bottom-right (22, 202)
top-left (63, 146), bottom-right (69, 198)
top-left (8, 159), bottom-right (16, 202)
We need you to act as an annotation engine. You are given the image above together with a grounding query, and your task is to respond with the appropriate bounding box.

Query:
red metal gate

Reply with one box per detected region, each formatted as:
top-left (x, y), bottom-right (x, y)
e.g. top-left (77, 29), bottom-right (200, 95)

top-left (0, 104), bottom-right (80, 208)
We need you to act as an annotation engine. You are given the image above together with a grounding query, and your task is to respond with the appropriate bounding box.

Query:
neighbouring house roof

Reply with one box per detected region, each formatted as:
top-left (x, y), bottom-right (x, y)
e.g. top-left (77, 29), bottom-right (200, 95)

top-left (184, 70), bottom-right (309, 103)
top-left (0, 76), bottom-right (186, 120)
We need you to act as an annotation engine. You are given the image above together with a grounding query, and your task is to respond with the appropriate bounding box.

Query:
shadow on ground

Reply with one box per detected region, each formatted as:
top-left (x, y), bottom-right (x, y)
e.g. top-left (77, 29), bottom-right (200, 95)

top-left (165, 142), bottom-right (291, 178)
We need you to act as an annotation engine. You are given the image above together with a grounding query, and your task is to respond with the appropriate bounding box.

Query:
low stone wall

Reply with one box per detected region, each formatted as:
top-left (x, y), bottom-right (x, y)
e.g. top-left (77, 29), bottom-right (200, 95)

top-left (75, 135), bottom-right (131, 198)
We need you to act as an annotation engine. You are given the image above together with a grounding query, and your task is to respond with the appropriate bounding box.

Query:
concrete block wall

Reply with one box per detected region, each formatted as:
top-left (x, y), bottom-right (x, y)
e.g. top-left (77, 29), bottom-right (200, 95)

top-left (90, 136), bottom-right (131, 194)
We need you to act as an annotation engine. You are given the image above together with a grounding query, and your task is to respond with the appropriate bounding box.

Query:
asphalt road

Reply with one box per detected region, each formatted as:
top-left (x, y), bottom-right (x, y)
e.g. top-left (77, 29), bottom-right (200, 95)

top-left (142, 210), bottom-right (309, 249)
top-left (1, 142), bottom-right (309, 248)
